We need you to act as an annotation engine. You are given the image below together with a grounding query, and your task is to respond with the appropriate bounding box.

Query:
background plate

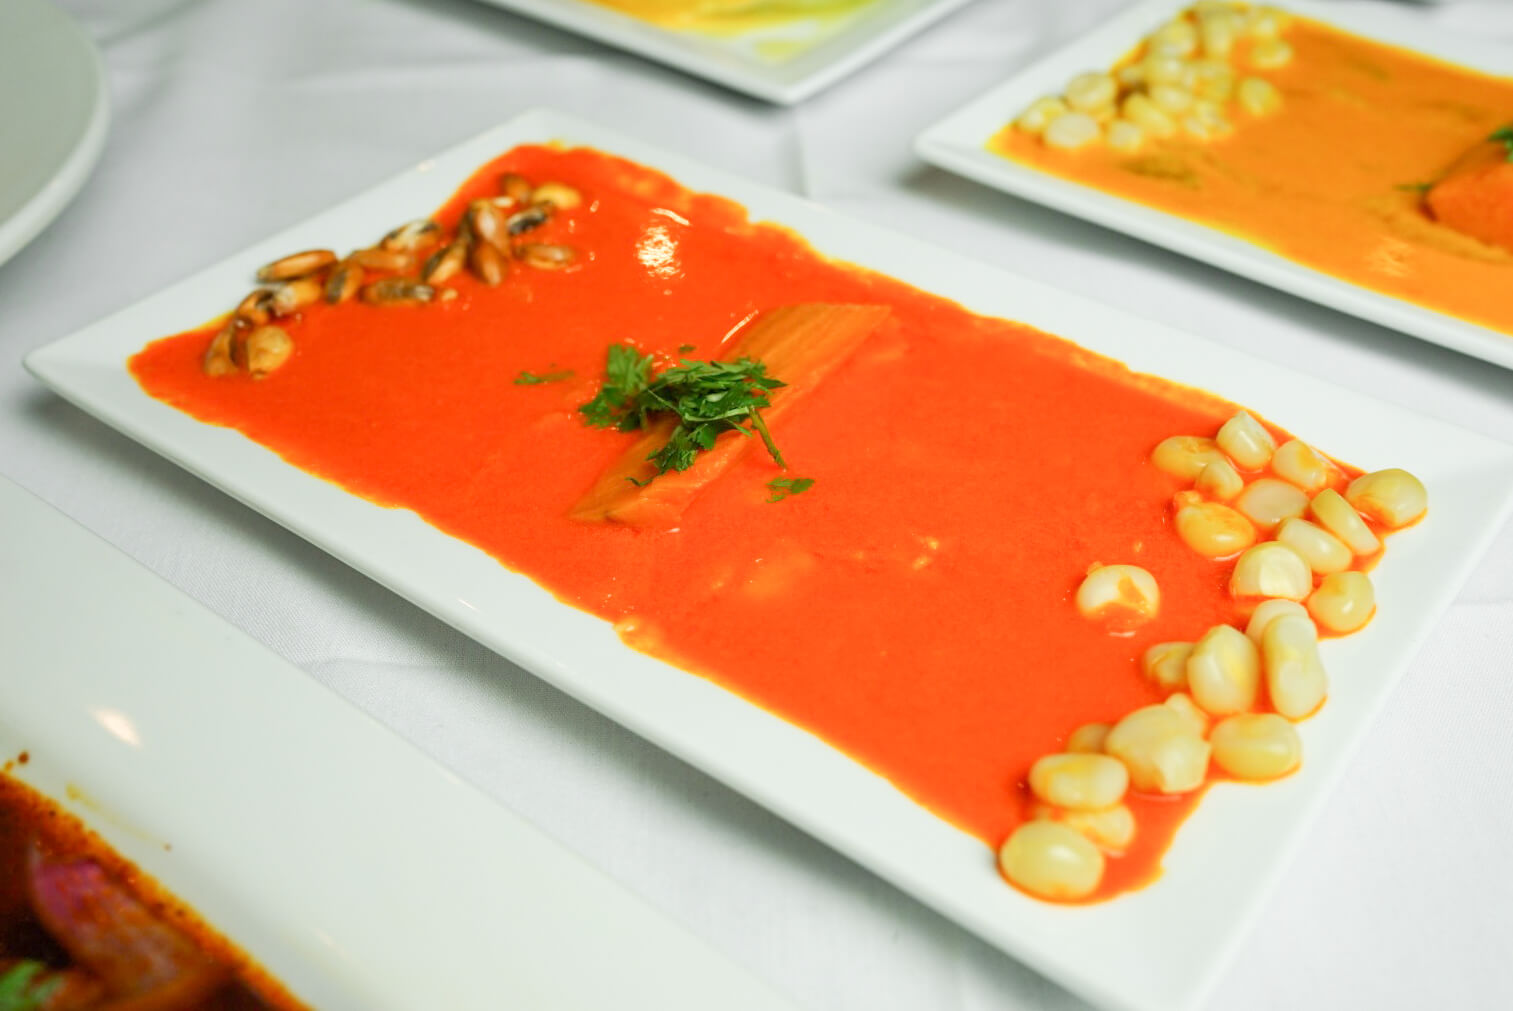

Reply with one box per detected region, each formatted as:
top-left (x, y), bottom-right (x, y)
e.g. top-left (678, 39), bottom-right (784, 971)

top-left (0, 0), bottom-right (110, 269)
top-left (24, 109), bottom-right (1513, 1011)
top-left (0, 475), bottom-right (796, 1011)
top-left (473, 0), bottom-right (975, 103)
top-left (914, 0), bottom-right (1513, 371)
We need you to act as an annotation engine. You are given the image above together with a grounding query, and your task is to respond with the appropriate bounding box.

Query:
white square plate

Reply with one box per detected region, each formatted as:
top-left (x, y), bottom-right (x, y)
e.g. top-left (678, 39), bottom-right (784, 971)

top-left (25, 109), bottom-right (1513, 1011)
top-left (474, 0), bottom-right (974, 103)
top-left (0, 476), bottom-right (795, 1011)
top-left (914, 0), bottom-right (1513, 371)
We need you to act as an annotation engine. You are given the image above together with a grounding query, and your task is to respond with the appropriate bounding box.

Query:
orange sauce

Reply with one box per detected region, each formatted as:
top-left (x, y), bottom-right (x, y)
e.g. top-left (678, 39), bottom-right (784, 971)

top-left (132, 146), bottom-right (1353, 900)
top-left (993, 17), bottom-right (1513, 336)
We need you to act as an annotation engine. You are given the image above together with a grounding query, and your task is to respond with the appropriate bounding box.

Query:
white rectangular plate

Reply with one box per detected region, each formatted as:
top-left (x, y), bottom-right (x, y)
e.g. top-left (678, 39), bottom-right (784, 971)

top-left (915, 0), bottom-right (1513, 371)
top-left (474, 0), bottom-right (973, 103)
top-left (0, 475), bottom-right (797, 1011)
top-left (25, 109), bottom-right (1513, 1011)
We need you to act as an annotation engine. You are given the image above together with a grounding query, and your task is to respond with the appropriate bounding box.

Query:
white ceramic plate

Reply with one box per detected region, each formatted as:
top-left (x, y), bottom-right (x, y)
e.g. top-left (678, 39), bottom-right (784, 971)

top-left (0, 0), bottom-right (110, 269)
top-left (24, 109), bottom-right (1513, 1011)
top-left (0, 475), bottom-right (797, 1011)
top-left (914, 0), bottom-right (1513, 371)
top-left (474, 0), bottom-right (974, 103)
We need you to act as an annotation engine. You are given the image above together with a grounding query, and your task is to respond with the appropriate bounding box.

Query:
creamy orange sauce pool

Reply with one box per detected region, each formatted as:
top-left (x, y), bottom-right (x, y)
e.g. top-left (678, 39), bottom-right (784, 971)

top-left (995, 16), bottom-right (1513, 336)
top-left (132, 146), bottom-right (1358, 900)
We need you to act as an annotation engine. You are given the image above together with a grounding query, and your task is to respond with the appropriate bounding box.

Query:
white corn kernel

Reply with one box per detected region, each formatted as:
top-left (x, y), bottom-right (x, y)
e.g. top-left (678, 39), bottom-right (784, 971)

top-left (1187, 624), bottom-right (1261, 716)
top-left (1075, 564), bottom-right (1161, 632)
top-left (1107, 119), bottom-right (1147, 153)
top-left (1029, 753), bottom-right (1130, 811)
top-left (1164, 691), bottom-right (1211, 738)
top-left (1142, 641), bottom-right (1193, 692)
top-left (999, 821), bottom-right (1104, 900)
top-left (1216, 411), bottom-right (1277, 471)
top-left (1271, 439), bottom-right (1335, 493)
top-left (1175, 497), bottom-right (1257, 558)
top-left (1245, 597), bottom-right (1311, 645)
top-left (1275, 517), bottom-right (1352, 575)
top-left (1231, 541), bottom-right (1313, 602)
top-left (1066, 722), bottom-right (1111, 754)
top-left (1031, 802), bottom-right (1136, 853)
top-left (1017, 95), bottom-right (1070, 135)
top-left (1105, 705), bottom-right (1212, 794)
top-left (1183, 106), bottom-right (1234, 141)
top-left (1142, 53), bottom-right (1191, 86)
top-left (1250, 38), bottom-right (1294, 69)
top-left (1149, 84), bottom-right (1195, 114)
top-left (1151, 435), bottom-right (1228, 480)
top-left (1310, 488), bottom-right (1381, 556)
top-left (1189, 60), bottom-right (1236, 101)
top-left (1118, 63), bottom-right (1147, 88)
top-left (1148, 19), bottom-right (1199, 58)
top-left (1346, 469), bottom-right (1428, 529)
top-left (1044, 111), bottom-right (1103, 150)
top-left (1262, 613), bottom-right (1328, 719)
top-left (1307, 571), bottom-right (1375, 634)
top-left (1122, 93), bottom-right (1179, 138)
top-left (1234, 478), bottom-right (1309, 532)
top-left (1199, 15), bottom-right (1237, 59)
top-left (1210, 713), bottom-right (1302, 780)
top-left (1065, 72), bottom-right (1119, 113)
top-left (1236, 76), bottom-right (1282, 115)
top-left (1246, 6), bottom-right (1290, 39)
top-left (1196, 459), bottom-right (1245, 501)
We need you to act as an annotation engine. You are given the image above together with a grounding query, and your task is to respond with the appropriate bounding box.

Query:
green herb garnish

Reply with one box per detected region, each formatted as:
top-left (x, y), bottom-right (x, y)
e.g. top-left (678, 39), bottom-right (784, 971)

top-left (1491, 124), bottom-right (1513, 161)
top-left (766, 476), bottom-right (814, 502)
top-left (580, 344), bottom-right (788, 478)
top-left (0, 962), bottom-right (60, 1011)
top-left (1395, 181), bottom-right (1433, 194)
top-left (677, 343), bottom-right (696, 354)
top-left (579, 344), bottom-right (654, 428)
top-left (514, 368), bottom-right (574, 385)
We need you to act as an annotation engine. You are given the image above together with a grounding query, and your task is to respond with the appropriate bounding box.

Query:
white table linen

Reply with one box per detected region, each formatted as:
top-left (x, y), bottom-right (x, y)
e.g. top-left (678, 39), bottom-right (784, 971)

top-left (3, 0), bottom-right (1511, 1008)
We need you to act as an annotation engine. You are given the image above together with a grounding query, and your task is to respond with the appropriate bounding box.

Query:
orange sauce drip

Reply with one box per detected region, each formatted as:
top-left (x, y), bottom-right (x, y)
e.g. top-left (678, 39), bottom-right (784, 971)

top-left (132, 146), bottom-right (1358, 901)
top-left (993, 17), bottom-right (1513, 336)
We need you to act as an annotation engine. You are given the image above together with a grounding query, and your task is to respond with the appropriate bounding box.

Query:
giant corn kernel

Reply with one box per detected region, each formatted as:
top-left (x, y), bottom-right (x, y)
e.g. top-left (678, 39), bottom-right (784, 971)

top-left (1044, 112), bottom-right (1103, 150)
top-left (1066, 722), bottom-right (1111, 754)
top-left (1234, 478), bottom-right (1309, 532)
top-left (1262, 613), bottom-right (1328, 719)
top-left (1246, 6), bottom-right (1290, 38)
top-left (999, 821), bottom-right (1104, 900)
top-left (1310, 489), bottom-right (1381, 556)
top-left (1107, 119), bottom-right (1146, 153)
top-left (1199, 12), bottom-right (1238, 58)
top-left (1271, 439), bottom-right (1335, 494)
top-left (1105, 705), bottom-right (1212, 794)
top-left (1149, 84), bottom-right (1195, 115)
top-left (1149, 19), bottom-right (1198, 57)
top-left (1122, 93), bottom-right (1178, 138)
top-left (1164, 692), bottom-right (1211, 738)
top-left (1075, 564), bottom-right (1160, 631)
top-left (1017, 96), bottom-right (1070, 135)
top-left (1196, 459), bottom-right (1245, 501)
top-left (1189, 61), bottom-right (1236, 102)
top-left (1143, 53), bottom-right (1190, 86)
top-left (1236, 76), bottom-right (1282, 116)
top-left (1216, 411), bottom-right (1276, 470)
top-left (1210, 713), bottom-right (1302, 780)
top-left (1032, 802), bottom-right (1136, 853)
top-left (1175, 497), bottom-right (1257, 558)
top-left (1244, 598), bottom-right (1310, 645)
top-left (1346, 469), bottom-right (1428, 528)
top-left (1152, 435), bottom-right (1228, 480)
top-left (1231, 542), bottom-right (1312, 602)
top-left (1183, 103), bottom-right (1234, 141)
top-left (1250, 38), bottom-right (1294, 69)
top-left (1065, 72), bottom-right (1118, 112)
top-left (1029, 753), bottom-right (1130, 811)
top-left (1275, 517), bottom-right (1352, 575)
top-left (1142, 641), bottom-right (1193, 692)
top-left (1187, 624), bottom-right (1261, 716)
top-left (1307, 571), bottom-right (1375, 634)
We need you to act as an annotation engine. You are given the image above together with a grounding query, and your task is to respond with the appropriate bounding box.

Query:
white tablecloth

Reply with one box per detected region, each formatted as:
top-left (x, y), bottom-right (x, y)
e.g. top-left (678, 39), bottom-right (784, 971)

top-left (5, 1), bottom-right (1512, 1008)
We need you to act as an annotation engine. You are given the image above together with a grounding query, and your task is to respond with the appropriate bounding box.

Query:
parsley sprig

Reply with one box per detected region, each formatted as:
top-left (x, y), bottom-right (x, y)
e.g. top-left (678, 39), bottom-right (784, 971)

top-left (766, 476), bottom-right (814, 502)
top-left (514, 368), bottom-right (574, 385)
top-left (579, 344), bottom-right (789, 478)
top-left (1492, 124), bottom-right (1513, 162)
top-left (0, 962), bottom-right (60, 1011)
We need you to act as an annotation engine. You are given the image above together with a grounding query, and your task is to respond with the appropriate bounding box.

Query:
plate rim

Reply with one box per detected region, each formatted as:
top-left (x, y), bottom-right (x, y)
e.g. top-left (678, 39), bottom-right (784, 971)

top-left (913, 0), bottom-right (1513, 371)
top-left (0, 0), bottom-right (111, 269)
top-left (24, 106), bottom-right (1513, 1011)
